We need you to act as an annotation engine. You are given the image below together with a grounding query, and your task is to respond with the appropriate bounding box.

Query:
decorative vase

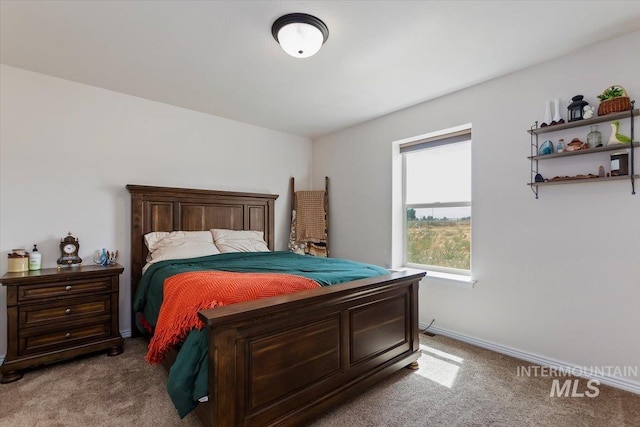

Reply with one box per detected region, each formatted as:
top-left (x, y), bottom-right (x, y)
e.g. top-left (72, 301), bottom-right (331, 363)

top-left (542, 100), bottom-right (552, 127)
top-left (587, 125), bottom-right (602, 148)
top-left (552, 98), bottom-right (564, 124)
top-left (539, 140), bottom-right (554, 155)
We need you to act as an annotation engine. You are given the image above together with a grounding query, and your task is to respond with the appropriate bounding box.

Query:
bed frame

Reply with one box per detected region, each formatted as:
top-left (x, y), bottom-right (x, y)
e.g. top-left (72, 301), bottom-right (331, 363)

top-left (127, 184), bottom-right (425, 427)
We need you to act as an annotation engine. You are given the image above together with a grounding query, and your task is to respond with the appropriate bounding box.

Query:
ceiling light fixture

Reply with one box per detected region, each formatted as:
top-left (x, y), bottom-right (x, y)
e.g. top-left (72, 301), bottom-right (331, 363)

top-left (271, 13), bottom-right (329, 59)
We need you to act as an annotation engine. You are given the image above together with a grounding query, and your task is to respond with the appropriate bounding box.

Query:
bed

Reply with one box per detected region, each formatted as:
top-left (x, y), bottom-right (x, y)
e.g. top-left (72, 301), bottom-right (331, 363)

top-left (127, 184), bottom-right (426, 427)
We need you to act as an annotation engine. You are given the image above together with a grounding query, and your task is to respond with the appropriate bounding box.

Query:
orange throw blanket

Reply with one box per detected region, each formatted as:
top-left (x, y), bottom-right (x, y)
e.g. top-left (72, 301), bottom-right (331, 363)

top-left (146, 271), bottom-right (320, 364)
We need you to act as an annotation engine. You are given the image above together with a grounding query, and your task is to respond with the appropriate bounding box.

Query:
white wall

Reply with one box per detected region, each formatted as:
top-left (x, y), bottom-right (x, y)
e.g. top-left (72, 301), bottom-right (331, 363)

top-left (312, 31), bottom-right (640, 385)
top-left (0, 65), bottom-right (312, 355)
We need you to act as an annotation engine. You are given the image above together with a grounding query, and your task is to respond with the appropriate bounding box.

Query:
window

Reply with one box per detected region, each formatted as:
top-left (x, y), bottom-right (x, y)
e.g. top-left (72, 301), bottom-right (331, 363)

top-left (400, 126), bottom-right (471, 275)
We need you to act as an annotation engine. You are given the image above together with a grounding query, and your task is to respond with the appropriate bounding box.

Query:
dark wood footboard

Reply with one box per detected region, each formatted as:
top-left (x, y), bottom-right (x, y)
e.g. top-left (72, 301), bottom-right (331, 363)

top-left (197, 269), bottom-right (425, 427)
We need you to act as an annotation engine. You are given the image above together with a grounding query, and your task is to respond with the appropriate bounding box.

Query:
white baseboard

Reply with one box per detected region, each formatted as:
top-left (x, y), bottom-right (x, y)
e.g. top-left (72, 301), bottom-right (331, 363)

top-left (420, 323), bottom-right (640, 396)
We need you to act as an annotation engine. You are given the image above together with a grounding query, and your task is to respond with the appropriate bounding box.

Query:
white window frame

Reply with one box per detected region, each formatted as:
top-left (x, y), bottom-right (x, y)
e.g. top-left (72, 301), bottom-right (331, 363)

top-left (398, 124), bottom-right (473, 280)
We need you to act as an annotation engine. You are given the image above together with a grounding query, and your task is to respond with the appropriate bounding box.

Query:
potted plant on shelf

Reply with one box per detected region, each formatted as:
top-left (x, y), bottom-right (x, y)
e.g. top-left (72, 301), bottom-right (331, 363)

top-left (597, 85), bottom-right (631, 116)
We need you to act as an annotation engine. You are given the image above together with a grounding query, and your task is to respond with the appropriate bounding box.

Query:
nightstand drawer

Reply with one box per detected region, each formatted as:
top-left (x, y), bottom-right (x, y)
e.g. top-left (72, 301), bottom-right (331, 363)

top-left (19, 321), bottom-right (111, 355)
top-left (19, 296), bottom-right (111, 328)
top-left (18, 278), bottom-right (111, 302)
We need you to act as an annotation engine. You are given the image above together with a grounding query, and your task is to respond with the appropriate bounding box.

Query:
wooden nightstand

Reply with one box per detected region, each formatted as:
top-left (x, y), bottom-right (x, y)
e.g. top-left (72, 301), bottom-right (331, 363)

top-left (1, 264), bottom-right (124, 383)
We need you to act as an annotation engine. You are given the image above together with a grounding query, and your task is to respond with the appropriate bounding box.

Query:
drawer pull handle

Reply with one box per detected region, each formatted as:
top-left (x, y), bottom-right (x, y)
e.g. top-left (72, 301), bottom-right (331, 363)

top-left (65, 308), bottom-right (72, 314)
top-left (65, 285), bottom-right (72, 291)
top-left (65, 332), bottom-right (71, 339)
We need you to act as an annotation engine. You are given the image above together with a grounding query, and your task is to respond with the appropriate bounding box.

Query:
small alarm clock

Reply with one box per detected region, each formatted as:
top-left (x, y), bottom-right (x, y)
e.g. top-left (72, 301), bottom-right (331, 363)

top-left (57, 232), bottom-right (83, 266)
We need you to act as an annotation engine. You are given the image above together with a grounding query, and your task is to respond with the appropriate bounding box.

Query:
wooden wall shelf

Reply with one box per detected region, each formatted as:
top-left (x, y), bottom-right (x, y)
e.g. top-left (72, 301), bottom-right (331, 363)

top-left (528, 109), bottom-right (639, 135)
top-left (528, 142), bottom-right (639, 160)
top-left (528, 174), bottom-right (639, 187)
top-left (527, 101), bottom-right (636, 198)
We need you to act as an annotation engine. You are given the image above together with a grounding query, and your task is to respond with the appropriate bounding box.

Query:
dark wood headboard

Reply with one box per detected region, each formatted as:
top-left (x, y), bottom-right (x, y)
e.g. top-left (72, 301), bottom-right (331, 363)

top-left (126, 185), bottom-right (278, 334)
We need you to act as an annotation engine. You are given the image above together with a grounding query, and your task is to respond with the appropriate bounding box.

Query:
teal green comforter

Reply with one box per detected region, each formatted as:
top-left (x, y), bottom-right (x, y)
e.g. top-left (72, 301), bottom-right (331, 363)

top-left (133, 251), bottom-right (388, 417)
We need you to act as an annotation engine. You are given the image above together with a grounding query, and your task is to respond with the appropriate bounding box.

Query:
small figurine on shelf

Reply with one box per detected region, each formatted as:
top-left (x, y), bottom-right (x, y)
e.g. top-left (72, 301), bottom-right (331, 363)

top-left (566, 138), bottom-right (588, 151)
top-left (607, 121), bottom-right (632, 145)
top-left (557, 139), bottom-right (565, 153)
top-left (583, 105), bottom-right (595, 119)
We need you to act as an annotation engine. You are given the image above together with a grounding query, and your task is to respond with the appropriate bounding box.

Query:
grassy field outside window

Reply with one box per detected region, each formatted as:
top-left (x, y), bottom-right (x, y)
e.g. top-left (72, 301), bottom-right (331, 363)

top-left (406, 214), bottom-right (470, 270)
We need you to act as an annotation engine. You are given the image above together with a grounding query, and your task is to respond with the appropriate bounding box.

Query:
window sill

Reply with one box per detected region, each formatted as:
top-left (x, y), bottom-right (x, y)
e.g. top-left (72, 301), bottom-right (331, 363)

top-left (425, 271), bottom-right (476, 288)
top-left (398, 266), bottom-right (476, 289)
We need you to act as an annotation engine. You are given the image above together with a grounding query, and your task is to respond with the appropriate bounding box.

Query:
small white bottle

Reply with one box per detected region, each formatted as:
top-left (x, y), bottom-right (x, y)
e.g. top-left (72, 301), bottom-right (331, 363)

top-left (29, 244), bottom-right (42, 271)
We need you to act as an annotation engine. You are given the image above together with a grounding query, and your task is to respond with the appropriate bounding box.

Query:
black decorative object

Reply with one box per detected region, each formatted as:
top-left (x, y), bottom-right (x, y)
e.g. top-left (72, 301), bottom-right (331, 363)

top-left (534, 173), bottom-right (545, 183)
top-left (568, 95), bottom-right (588, 122)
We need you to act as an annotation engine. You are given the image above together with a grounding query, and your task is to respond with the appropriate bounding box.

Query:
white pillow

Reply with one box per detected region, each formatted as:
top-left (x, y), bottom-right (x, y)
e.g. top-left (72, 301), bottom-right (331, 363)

top-left (143, 231), bottom-right (220, 270)
top-left (211, 229), bottom-right (270, 253)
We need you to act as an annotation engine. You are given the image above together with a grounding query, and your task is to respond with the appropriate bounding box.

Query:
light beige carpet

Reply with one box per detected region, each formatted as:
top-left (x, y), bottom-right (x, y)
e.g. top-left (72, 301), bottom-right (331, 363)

top-left (1, 335), bottom-right (638, 426)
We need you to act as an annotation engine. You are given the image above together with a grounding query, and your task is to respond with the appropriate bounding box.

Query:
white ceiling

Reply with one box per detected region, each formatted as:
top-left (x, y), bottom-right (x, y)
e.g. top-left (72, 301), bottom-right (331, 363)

top-left (2, 1), bottom-right (640, 138)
